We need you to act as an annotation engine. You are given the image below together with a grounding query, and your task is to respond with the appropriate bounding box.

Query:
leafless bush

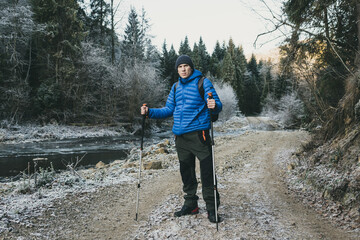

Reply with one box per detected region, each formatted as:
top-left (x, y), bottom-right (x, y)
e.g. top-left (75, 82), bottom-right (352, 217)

top-left (263, 92), bottom-right (305, 128)
top-left (77, 42), bottom-right (119, 122)
top-left (213, 82), bottom-right (239, 121)
top-left (120, 62), bottom-right (167, 122)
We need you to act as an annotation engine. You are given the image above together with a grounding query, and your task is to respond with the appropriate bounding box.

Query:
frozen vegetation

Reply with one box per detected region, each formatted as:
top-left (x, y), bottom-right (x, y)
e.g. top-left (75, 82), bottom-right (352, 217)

top-left (262, 92), bottom-right (305, 129)
top-left (0, 123), bottom-right (128, 144)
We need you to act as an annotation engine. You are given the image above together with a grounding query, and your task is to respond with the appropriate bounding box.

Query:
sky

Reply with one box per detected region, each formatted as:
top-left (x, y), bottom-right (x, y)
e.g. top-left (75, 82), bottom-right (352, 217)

top-left (119, 0), bottom-right (286, 58)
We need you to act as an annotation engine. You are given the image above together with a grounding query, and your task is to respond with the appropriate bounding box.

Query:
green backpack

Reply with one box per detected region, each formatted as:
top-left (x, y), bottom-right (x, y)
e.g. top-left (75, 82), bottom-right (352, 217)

top-left (174, 76), bottom-right (219, 122)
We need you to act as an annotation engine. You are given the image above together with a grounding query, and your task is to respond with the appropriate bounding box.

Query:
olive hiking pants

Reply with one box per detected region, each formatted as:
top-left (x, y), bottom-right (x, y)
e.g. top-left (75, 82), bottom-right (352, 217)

top-left (175, 130), bottom-right (220, 211)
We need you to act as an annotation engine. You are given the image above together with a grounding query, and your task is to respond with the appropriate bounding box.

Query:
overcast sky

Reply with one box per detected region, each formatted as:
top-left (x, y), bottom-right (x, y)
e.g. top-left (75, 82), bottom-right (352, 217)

top-left (118, 0), bottom-right (285, 57)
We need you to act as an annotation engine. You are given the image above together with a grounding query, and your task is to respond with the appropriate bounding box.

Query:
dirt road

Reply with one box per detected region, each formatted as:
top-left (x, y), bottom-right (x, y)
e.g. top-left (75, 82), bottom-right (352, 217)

top-left (2, 117), bottom-right (359, 239)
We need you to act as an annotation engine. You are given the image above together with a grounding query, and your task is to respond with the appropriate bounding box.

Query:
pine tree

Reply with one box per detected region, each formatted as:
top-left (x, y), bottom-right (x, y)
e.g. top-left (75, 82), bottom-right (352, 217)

top-left (191, 42), bottom-right (200, 70)
top-left (247, 54), bottom-right (259, 79)
top-left (121, 7), bottom-right (145, 66)
top-left (243, 54), bottom-right (262, 114)
top-left (275, 54), bottom-right (294, 99)
top-left (197, 37), bottom-right (210, 74)
top-left (89, 0), bottom-right (110, 45)
top-left (221, 39), bottom-right (236, 86)
top-left (221, 52), bottom-right (236, 87)
top-left (259, 59), bottom-right (275, 104)
top-left (219, 38), bottom-right (247, 113)
top-left (168, 45), bottom-right (179, 84)
top-left (210, 41), bottom-right (226, 77)
top-left (159, 41), bottom-right (178, 88)
top-left (212, 41), bottom-right (226, 62)
top-left (178, 36), bottom-right (192, 56)
top-left (30, 0), bottom-right (85, 121)
top-left (233, 46), bottom-right (247, 111)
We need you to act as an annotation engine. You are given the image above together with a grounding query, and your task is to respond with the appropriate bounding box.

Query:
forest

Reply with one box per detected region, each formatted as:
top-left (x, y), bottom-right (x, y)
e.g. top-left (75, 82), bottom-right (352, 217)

top-left (1, 0), bottom-right (301, 127)
top-left (1, 0), bottom-right (360, 136)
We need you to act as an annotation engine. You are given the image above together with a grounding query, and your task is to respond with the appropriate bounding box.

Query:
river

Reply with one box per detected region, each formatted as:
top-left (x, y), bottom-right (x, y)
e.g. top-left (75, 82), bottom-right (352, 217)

top-left (0, 130), bottom-right (172, 179)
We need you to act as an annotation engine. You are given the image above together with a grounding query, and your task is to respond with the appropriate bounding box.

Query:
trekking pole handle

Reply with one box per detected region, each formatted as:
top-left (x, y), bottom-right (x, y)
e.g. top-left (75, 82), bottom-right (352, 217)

top-left (208, 92), bottom-right (213, 100)
top-left (207, 92), bottom-right (215, 112)
top-left (208, 92), bottom-right (215, 121)
top-left (141, 103), bottom-right (148, 117)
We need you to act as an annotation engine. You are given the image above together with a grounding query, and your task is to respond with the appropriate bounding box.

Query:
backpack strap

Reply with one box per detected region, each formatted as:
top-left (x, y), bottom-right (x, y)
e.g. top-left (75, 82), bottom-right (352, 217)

top-left (174, 81), bottom-right (179, 93)
top-left (198, 76), bottom-right (205, 101)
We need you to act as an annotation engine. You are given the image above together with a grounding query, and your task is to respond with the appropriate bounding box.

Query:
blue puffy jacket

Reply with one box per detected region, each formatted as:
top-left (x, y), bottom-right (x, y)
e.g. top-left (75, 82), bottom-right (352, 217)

top-left (148, 69), bottom-right (222, 135)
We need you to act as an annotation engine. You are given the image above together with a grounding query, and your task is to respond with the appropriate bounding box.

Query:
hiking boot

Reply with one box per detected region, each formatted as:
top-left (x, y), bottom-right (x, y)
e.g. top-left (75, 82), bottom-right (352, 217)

top-left (174, 205), bottom-right (199, 217)
top-left (207, 210), bottom-right (222, 223)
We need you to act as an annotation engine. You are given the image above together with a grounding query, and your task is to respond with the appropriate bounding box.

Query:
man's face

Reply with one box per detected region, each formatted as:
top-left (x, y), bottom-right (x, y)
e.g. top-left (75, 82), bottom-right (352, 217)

top-left (177, 64), bottom-right (192, 79)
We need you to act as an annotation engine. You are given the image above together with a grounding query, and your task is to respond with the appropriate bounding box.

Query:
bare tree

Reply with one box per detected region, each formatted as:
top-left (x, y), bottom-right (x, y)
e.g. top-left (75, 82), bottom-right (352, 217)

top-left (354, 0), bottom-right (360, 67)
top-left (110, 0), bottom-right (125, 64)
top-left (120, 62), bottom-right (167, 122)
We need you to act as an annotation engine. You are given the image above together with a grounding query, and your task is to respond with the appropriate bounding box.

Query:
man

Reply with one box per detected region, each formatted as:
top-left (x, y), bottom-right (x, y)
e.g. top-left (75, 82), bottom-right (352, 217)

top-left (141, 55), bottom-right (222, 223)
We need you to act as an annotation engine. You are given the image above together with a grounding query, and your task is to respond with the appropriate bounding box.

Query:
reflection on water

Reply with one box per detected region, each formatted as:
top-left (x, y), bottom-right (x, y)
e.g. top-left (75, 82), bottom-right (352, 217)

top-left (0, 135), bottom-right (153, 177)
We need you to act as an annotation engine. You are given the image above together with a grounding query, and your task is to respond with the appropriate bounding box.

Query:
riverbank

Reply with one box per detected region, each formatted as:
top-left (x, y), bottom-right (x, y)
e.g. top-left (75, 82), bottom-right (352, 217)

top-left (0, 124), bottom-right (128, 144)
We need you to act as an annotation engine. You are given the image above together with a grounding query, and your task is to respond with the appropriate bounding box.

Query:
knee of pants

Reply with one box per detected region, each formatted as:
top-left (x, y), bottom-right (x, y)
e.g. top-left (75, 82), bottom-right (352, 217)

top-left (179, 161), bottom-right (197, 185)
top-left (199, 155), bottom-right (214, 187)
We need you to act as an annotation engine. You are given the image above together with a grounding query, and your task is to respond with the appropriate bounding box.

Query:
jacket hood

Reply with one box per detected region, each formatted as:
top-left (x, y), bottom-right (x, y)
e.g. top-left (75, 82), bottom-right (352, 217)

top-left (179, 69), bottom-right (202, 84)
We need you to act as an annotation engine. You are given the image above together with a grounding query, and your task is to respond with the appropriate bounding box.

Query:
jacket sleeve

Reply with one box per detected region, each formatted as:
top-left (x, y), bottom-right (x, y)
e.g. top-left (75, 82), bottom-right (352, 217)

top-left (203, 78), bottom-right (222, 115)
top-left (148, 83), bottom-right (176, 119)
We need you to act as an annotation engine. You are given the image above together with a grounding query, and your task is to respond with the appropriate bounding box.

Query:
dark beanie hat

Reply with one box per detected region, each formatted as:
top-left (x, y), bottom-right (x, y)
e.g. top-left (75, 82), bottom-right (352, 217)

top-left (175, 55), bottom-right (194, 70)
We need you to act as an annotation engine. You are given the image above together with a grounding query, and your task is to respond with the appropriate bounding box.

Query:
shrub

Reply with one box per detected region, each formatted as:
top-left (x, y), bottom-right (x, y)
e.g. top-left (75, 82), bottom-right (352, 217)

top-left (213, 82), bottom-right (239, 121)
top-left (263, 92), bottom-right (305, 128)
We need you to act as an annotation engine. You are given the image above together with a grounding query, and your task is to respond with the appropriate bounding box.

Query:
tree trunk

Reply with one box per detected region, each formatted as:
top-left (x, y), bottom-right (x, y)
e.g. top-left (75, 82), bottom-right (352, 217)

top-left (100, 0), bottom-right (104, 43)
top-left (324, 7), bottom-right (331, 54)
top-left (355, 0), bottom-right (360, 67)
top-left (111, 0), bottom-right (115, 64)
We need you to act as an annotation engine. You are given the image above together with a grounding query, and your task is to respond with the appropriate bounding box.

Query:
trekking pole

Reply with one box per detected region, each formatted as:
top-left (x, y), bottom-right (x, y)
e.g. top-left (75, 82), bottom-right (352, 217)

top-left (208, 93), bottom-right (219, 231)
top-left (135, 104), bottom-right (147, 221)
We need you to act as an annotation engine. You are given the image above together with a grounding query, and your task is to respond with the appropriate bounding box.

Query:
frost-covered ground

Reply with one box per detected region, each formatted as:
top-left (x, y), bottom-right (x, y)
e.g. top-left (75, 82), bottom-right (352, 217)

top-left (0, 134), bottom-right (179, 236)
top-left (0, 124), bottom-right (129, 144)
top-left (1, 117), bottom-right (359, 239)
top-left (0, 117), bottom-right (248, 236)
top-left (0, 157), bottom-right (134, 234)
